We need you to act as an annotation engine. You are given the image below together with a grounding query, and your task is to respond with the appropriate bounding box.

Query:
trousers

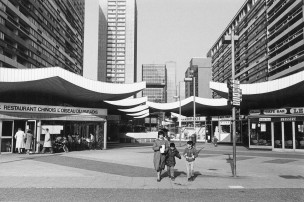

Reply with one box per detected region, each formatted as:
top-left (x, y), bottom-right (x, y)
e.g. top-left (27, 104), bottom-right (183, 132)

top-left (167, 166), bottom-right (175, 177)
top-left (185, 161), bottom-right (194, 179)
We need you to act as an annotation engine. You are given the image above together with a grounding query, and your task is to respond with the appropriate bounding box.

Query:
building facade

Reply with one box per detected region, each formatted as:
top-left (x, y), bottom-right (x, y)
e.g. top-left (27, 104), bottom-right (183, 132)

top-left (207, 0), bottom-right (304, 96)
top-left (207, 0), bottom-right (304, 151)
top-left (165, 61), bottom-right (176, 103)
top-left (185, 58), bottom-right (212, 98)
top-left (142, 64), bottom-right (167, 103)
top-left (83, 0), bottom-right (137, 84)
top-left (267, 0), bottom-right (304, 80)
top-left (0, 0), bottom-right (84, 74)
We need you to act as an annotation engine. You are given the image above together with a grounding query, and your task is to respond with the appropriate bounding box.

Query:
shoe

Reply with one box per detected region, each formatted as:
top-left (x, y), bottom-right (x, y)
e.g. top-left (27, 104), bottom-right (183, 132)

top-left (188, 178), bottom-right (191, 182)
top-left (171, 177), bottom-right (175, 181)
top-left (157, 179), bottom-right (161, 182)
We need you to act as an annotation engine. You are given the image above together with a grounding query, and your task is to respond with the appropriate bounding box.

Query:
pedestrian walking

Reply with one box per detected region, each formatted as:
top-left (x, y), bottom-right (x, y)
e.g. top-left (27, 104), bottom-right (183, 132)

top-left (183, 140), bottom-right (198, 182)
top-left (191, 133), bottom-right (197, 147)
top-left (14, 128), bottom-right (25, 154)
top-left (152, 130), bottom-right (169, 182)
top-left (25, 129), bottom-right (34, 155)
top-left (41, 128), bottom-right (54, 154)
top-left (165, 142), bottom-right (181, 181)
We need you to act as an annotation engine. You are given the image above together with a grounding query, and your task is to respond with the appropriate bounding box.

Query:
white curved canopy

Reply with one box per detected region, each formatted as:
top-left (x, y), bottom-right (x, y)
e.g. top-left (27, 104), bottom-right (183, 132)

top-left (127, 109), bottom-right (149, 116)
top-left (210, 69), bottom-right (304, 111)
top-left (104, 97), bottom-right (147, 107)
top-left (118, 105), bottom-right (148, 112)
top-left (134, 113), bottom-right (150, 119)
top-left (0, 67), bottom-right (146, 107)
top-left (0, 67), bottom-right (145, 95)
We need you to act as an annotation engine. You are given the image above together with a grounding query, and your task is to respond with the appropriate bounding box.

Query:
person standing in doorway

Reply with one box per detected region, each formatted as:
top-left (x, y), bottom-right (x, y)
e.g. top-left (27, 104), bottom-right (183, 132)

top-left (14, 128), bottom-right (25, 154)
top-left (42, 128), bottom-right (53, 154)
top-left (25, 129), bottom-right (34, 155)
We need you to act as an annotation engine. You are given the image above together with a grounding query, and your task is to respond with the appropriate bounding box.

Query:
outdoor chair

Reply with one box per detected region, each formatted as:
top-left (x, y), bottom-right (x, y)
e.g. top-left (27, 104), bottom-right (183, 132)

top-left (300, 141), bottom-right (304, 149)
top-left (286, 140), bottom-right (293, 148)
top-left (274, 140), bottom-right (281, 148)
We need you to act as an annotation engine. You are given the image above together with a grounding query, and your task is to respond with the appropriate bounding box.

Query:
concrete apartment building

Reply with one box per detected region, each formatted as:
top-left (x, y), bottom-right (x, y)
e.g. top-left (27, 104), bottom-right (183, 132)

top-left (0, 0), bottom-right (84, 74)
top-left (207, 0), bottom-right (304, 97)
top-left (185, 58), bottom-right (212, 98)
top-left (142, 64), bottom-right (167, 103)
top-left (83, 0), bottom-right (137, 84)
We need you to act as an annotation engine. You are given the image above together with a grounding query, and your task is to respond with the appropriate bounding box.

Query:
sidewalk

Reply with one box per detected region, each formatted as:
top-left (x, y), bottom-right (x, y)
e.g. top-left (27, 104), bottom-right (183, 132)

top-left (0, 143), bottom-right (303, 189)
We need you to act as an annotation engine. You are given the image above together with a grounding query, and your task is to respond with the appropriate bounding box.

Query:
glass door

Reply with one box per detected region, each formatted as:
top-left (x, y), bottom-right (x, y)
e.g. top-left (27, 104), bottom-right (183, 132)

top-left (26, 120), bottom-right (36, 152)
top-left (1, 121), bottom-right (14, 153)
top-left (273, 122), bottom-right (282, 148)
top-left (283, 122), bottom-right (293, 149)
top-left (295, 121), bottom-right (304, 150)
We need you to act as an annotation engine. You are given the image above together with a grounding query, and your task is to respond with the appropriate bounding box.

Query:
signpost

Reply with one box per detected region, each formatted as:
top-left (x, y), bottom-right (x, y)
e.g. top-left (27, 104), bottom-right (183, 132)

top-left (227, 79), bottom-right (242, 106)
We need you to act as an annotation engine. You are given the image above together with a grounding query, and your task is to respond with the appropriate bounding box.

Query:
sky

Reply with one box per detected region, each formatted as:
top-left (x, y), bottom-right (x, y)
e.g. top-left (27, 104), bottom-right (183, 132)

top-left (136, 0), bottom-right (245, 82)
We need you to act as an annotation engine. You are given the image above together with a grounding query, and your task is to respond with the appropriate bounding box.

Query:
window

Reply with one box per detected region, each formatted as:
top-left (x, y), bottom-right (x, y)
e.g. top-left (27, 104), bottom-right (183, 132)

top-left (0, 31), bottom-right (4, 40)
top-left (0, 16), bottom-right (4, 25)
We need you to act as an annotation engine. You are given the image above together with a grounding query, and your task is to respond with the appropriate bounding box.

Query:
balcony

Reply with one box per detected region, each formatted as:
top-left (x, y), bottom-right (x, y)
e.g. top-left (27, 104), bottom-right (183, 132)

top-left (267, 0), bottom-right (290, 22)
top-left (269, 49), bottom-right (304, 73)
top-left (269, 28), bottom-right (303, 55)
top-left (268, 7), bottom-right (302, 38)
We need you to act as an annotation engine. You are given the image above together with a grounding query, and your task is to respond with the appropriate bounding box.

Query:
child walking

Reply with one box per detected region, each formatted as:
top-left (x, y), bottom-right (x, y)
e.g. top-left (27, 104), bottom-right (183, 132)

top-left (183, 141), bottom-right (198, 182)
top-left (165, 143), bottom-right (181, 181)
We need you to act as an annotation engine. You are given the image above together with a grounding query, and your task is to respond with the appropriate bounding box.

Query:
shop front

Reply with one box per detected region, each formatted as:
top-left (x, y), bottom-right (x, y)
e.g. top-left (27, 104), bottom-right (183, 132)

top-left (248, 107), bottom-right (304, 152)
top-left (0, 102), bottom-right (107, 154)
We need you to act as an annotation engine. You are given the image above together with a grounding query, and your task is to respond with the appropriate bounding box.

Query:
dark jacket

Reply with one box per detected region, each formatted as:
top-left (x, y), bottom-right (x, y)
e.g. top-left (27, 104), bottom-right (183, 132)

top-left (165, 148), bottom-right (181, 167)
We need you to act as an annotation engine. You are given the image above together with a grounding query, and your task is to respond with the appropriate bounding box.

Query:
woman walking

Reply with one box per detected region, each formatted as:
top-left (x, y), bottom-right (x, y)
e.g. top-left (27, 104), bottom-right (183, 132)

top-left (25, 129), bottom-right (34, 155)
top-left (14, 128), bottom-right (25, 154)
top-left (152, 130), bottom-right (169, 182)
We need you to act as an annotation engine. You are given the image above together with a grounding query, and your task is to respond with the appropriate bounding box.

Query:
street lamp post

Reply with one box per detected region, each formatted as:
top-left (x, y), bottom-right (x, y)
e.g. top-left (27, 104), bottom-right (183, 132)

top-left (185, 70), bottom-right (196, 134)
top-left (174, 81), bottom-right (183, 147)
top-left (224, 29), bottom-right (239, 177)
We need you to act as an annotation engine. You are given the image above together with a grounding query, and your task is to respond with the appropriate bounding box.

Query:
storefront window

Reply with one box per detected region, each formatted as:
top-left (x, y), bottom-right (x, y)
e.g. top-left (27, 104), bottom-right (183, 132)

top-left (1, 139), bottom-right (12, 152)
top-left (2, 121), bottom-right (13, 136)
top-left (250, 121), bottom-right (271, 146)
top-left (295, 121), bottom-right (304, 150)
top-left (274, 122), bottom-right (282, 148)
top-left (40, 121), bottom-right (104, 152)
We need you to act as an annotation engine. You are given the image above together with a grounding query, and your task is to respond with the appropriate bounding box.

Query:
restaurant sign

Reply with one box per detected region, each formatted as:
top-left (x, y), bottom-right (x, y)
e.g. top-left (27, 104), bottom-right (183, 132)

top-left (0, 102), bottom-right (107, 116)
top-left (263, 108), bottom-right (287, 115)
top-left (290, 107), bottom-right (304, 114)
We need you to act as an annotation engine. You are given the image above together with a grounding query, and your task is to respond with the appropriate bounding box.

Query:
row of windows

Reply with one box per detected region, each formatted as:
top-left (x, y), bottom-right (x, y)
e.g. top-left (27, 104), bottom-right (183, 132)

top-left (106, 73), bottom-right (125, 77)
top-left (107, 52), bottom-right (125, 56)
top-left (107, 56), bottom-right (125, 60)
top-left (107, 47), bottom-right (125, 51)
top-left (108, 26), bottom-right (125, 31)
top-left (108, 22), bottom-right (126, 26)
top-left (107, 64), bottom-right (125, 68)
top-left (107, 60), bottom-right (125, 64)
top-left (106, 68), bottom-right (125, 73)
top-left (107, 40), bottom-right (126, 44)
top-left (108, 18), bottom-right (126, 22)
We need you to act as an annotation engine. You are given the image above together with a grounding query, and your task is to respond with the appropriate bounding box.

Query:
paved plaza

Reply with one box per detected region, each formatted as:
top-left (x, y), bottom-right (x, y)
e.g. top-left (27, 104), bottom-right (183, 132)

top-left (0, 143), bottom-right (303, 201)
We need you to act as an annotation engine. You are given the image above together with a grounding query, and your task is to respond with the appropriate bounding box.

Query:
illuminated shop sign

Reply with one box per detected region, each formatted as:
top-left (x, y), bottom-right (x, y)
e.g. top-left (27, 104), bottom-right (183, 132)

top-left (249, 109), bottom-right (261, 115)
top-left (263, 108), bottom-right (287, 115)
top-left (290, 108), bottom-right (304, 114)
top-left (280, 117), bottom-right (296, 122)
top-left (181, 117), bottom-right (206, 122)
top-left (259, 118), bottom-right (271, 121)
top-left (0, 103), bottom-right (107, 116)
